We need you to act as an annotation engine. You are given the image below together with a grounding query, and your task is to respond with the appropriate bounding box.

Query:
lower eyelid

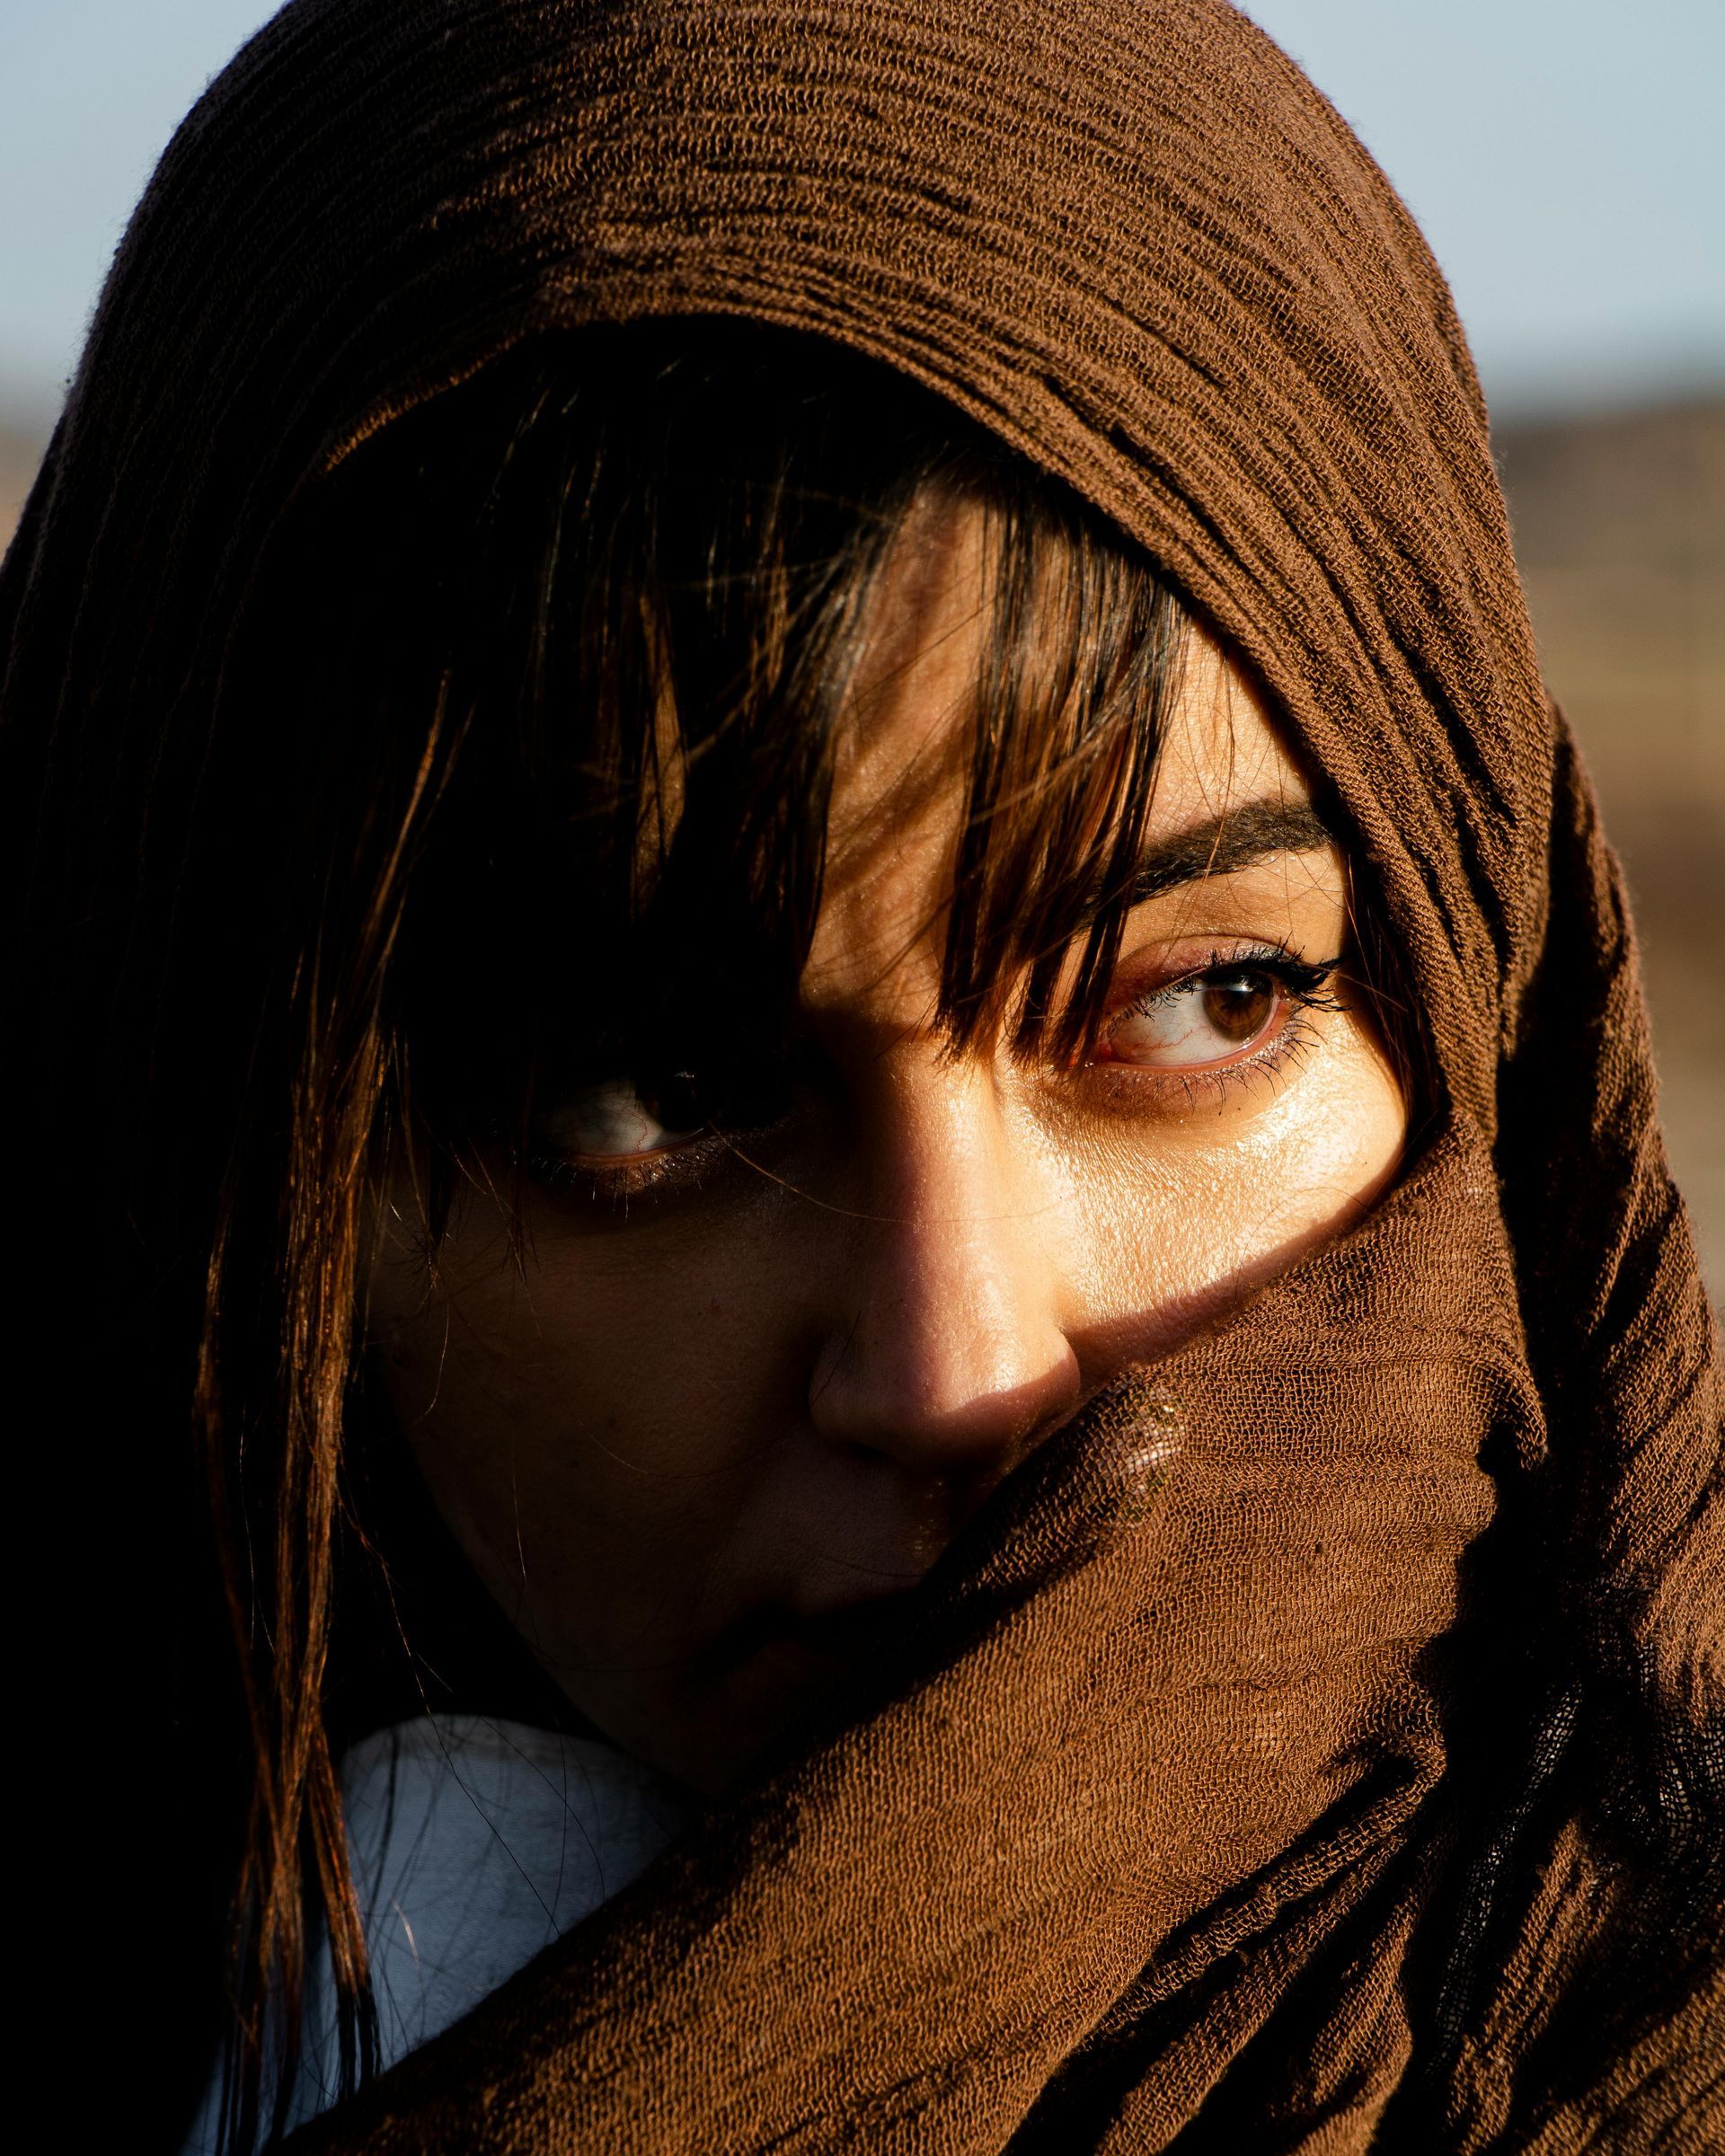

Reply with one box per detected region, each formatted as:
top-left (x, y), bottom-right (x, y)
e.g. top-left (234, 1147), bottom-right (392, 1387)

top-left (1084, 1003), bottom-right (1325, 1106)
top-left (524, 1103), bottom-right (801, 1201)
top-left (526, 1127), bottom-right (725, 1197)
top-left (526, 978), bottom-right (1331, 1197)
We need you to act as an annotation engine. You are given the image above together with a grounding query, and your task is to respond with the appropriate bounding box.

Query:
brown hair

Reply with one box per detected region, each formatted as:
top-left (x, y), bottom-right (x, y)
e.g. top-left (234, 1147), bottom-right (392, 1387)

top-left (199, 321), bottom-right (1207, 2147)
top-left (11, 4), bottom-right (1715, 2148)
top-left (7, 318), bottom-right (1415, 2150)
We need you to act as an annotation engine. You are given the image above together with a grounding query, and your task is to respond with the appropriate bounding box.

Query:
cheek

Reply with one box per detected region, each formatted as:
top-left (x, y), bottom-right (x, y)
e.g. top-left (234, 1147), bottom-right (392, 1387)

top-left (367, 1203), bottom-right (808, 1646)
top-left (1060, 1029), bottom-right (1406, 1338)
top-left (1223, 1037), bottom-right (1406, 1234)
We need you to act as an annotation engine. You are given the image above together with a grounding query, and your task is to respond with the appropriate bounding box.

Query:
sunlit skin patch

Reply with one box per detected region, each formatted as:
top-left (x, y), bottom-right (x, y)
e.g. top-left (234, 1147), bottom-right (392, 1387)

top-left (366, 494), bottom-right (1407, 1794)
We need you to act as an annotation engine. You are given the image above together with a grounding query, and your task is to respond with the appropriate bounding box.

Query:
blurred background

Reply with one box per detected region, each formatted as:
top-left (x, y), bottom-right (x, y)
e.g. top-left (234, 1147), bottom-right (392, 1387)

top-left (2, 2), bottom-right (1721, 1286)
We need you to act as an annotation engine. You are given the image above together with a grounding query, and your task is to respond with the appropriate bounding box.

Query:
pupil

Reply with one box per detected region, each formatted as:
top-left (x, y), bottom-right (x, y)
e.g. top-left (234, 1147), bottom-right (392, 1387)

top-left (641, 1068), bottom-right (703, 1129)
top-left (1202, 974), bottom-right (1275, 1043)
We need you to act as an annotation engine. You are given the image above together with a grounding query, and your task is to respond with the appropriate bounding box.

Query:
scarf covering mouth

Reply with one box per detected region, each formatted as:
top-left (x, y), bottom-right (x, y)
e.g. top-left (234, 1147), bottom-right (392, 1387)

top-left (4, 0), bottom-right (1720, 2148)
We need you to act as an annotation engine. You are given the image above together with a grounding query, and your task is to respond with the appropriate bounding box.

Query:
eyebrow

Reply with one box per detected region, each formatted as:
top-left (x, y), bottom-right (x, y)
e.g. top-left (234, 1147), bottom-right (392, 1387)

top-left (1128, 799), bottom-right (1335, 903)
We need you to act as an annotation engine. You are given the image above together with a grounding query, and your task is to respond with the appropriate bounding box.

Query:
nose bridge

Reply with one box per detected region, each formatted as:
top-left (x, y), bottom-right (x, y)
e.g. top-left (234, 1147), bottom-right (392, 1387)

top-left (809, 1042), bottom-right (1079, 1478)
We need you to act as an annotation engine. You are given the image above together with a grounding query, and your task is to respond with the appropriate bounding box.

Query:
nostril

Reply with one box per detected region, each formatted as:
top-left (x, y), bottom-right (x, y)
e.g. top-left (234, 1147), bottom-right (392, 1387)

top-left (814, 1342), bottom-right (1083, 1492)
top-left (830, 1454), bottom-right (1016, 1571)
top-left (931, 1462), bottom-right (1012, 1542)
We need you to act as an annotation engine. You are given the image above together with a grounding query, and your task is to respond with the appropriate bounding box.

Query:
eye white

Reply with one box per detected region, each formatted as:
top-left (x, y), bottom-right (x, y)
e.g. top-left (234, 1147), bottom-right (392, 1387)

top-left (538, 1081), bottom-right (694, 1159)
top-left (1107, 976), bottom-right (1277, 1067)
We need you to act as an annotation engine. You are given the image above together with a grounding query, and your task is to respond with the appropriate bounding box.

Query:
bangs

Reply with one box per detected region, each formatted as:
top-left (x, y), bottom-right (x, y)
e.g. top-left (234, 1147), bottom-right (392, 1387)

top-left (332, 323), bottom-right (1189, 1135)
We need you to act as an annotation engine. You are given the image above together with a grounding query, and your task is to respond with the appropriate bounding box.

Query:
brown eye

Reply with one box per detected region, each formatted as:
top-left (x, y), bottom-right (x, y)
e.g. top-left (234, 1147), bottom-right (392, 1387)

top-left (1100, 965), bottom-right (1287, 1069)
top-left (535, 1077), bottom-right (701, 1161)
top-left (529, 1055), bottom-right (799, 1167)
top-left (1200, 972), bottom-right (1278, 1045)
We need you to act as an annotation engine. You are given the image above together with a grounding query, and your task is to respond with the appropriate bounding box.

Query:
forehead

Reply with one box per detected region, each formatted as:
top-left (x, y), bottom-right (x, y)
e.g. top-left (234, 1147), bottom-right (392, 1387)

top-left (1146, 634), bottom-right (1309, 828)
top-left (835, 490), bottom-right (1306, 832)
top-left (810, 494), bottom-right (1314, 1006)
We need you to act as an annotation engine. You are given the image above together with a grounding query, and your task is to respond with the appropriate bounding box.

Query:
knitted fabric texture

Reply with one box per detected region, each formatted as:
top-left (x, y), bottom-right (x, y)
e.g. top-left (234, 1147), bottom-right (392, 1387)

top-left (3, 2), bottom-right (1720, 2150)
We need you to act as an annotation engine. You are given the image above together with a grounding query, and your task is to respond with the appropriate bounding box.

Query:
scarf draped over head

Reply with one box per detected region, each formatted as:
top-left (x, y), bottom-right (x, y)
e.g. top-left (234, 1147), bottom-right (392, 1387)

top-left (4, 1), bottom-right (1720, 2149)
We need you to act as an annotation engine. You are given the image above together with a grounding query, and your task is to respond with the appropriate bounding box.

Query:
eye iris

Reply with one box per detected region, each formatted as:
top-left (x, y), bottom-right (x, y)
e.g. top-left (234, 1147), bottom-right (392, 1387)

top-left (641, 1070), bottom-right (701, 1130)
top-left (1202, 973), bottom-right (1276, 1044)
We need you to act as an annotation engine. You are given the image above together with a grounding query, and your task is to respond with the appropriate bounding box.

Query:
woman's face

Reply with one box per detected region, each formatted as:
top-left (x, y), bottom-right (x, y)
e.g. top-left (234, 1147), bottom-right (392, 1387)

top-left (367, 497), bottom-right (1408, 1791)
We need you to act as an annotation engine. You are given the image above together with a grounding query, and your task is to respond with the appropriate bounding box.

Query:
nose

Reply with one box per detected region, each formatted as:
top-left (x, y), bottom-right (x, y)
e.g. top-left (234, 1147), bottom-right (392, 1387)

top-left (807, 1047), bottom-right (1081, 1507)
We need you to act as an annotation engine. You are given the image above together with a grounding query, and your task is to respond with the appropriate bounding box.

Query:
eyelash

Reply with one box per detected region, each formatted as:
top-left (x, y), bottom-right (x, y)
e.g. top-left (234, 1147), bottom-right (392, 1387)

top-left (518, 943), bottom-right (1346, 1206)
top-left (523, 1123), bottom-right (750, 1207)
top-left (1091, 943), bottom-right (1342, 1110)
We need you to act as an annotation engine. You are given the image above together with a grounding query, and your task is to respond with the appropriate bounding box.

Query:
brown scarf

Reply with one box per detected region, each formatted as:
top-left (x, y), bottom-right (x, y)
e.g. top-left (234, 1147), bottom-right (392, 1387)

top-left (4, 2), bottom-right (1719, 2148)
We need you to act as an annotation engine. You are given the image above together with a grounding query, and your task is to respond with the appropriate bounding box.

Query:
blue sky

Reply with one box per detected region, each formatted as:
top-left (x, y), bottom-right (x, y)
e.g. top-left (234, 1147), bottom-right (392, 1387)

top-left (2, 0), bottom-right (1721, 425)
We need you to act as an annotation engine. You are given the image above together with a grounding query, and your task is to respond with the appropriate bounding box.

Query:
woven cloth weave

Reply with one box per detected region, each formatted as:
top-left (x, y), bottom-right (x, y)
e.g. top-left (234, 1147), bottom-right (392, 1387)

top-left (4, 2), bottom-right (1720, 2149)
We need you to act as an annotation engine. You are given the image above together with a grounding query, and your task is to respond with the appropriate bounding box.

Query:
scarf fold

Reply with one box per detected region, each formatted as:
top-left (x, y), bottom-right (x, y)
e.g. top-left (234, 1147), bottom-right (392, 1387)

top-left (4, 2), bottom-right (1718, 2147)
top-left (287, 1122), bottom-right (1528, 2152)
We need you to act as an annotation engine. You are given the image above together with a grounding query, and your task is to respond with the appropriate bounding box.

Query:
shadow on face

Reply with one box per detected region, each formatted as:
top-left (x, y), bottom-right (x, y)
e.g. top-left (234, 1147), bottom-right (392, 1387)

top-left (366, 491), bottom-right (1408, 1790)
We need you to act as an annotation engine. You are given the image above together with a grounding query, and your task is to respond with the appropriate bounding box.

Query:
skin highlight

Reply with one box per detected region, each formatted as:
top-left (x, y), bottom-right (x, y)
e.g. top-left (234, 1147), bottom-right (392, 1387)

top-left (366, 494), bottom-right (1408, 1791)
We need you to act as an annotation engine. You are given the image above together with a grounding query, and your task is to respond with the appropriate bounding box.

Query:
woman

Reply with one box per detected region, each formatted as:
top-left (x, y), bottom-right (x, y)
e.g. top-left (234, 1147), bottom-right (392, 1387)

top-left (4, 2), bottom-right (1718, 2152)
